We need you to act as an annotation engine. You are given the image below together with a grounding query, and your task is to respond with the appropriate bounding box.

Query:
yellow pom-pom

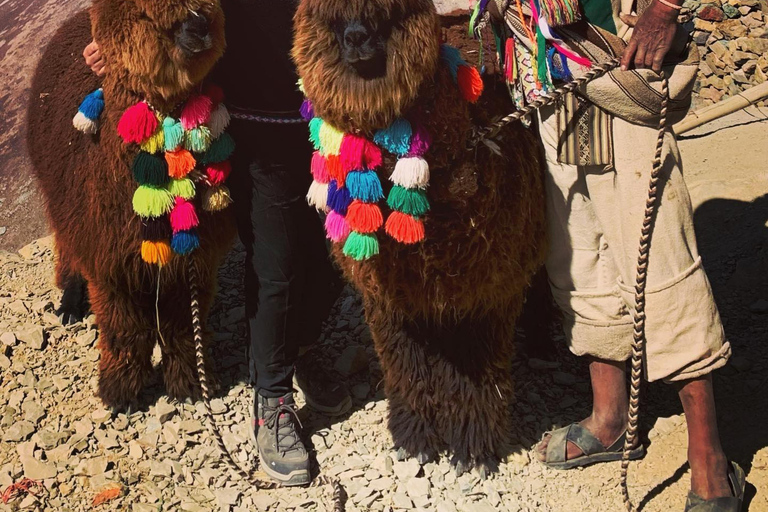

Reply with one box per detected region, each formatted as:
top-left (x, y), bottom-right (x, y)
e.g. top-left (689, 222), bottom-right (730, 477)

top-left (203, 185), bottom-right (233, 212)
top-left (141, 240), bottom-right (172, 266)
top-left (319, 122), bottom-right (344, 156)
top-left (140, 125), bottom-right (165, 154)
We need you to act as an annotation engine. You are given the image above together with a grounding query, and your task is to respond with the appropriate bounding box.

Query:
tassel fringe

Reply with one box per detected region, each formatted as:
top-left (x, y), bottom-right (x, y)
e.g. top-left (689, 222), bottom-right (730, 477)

top-left (141, 240), bottom-right (172, 266)
top-left (307, 180), bottom-right (329, 211)
top-left (390, 157), bottom-right (430, 189)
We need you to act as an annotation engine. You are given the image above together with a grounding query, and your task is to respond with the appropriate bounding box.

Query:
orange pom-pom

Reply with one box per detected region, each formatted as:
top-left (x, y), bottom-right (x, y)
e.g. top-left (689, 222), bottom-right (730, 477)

top-left (141, 240), bottom-right (172, 266)
top-left (346, 200), bottom-right (383, 234)
top-left (165, 149), bottom-right (196, 179)
top-left (326, 155), bottom-right (347, 186)
top-left (385, 211), bottom-right (425, 244)
top-left (457, 64), bottom-right (484, 103)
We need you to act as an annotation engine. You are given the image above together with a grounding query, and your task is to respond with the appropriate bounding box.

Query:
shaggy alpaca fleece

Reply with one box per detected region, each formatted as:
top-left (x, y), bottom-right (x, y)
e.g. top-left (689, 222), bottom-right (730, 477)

top-left (293, 0), bottom-right (547, 469)
top-left (27, 1), bottom-right (235, 409)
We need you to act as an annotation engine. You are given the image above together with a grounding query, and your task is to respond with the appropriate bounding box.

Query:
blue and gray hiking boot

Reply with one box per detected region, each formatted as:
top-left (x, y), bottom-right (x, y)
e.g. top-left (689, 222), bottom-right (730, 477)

top-left (250, 391), bottom-right (310, 486)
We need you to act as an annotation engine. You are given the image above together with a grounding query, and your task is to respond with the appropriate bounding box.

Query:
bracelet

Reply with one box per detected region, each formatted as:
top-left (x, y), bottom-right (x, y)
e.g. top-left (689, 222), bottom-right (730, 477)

top-left (656, 0), bottom-right (683, 10)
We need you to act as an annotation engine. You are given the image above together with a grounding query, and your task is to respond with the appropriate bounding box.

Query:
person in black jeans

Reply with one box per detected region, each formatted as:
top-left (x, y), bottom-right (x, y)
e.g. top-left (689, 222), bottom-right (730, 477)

top-left (83, 0), bottom-right (351, 487)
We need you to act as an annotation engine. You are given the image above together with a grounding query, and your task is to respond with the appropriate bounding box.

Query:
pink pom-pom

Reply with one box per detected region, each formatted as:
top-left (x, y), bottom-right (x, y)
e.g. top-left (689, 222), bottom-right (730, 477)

top-left (311, 151), bottom-right (330, 183)
top-left (117, 102), bottom-right (158, 144)
top-left (204, 84), bottom-right (225, 106)
top-left (180, 94), bottom-right (213, 130)
top-left (205, 160), bottom-right (232, 186)
top-left (340, 135), bottom-right (366, 172)
top-left (325, 210), bottom-right (351, 243)
top-left (363, 139), bottom-right (382, 169)
top-left (170, 197), bottom-right (199, 232)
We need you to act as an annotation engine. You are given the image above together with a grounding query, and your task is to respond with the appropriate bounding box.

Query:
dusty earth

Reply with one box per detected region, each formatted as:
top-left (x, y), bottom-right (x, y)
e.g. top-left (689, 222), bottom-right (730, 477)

top-left (1, 1), bottom-right (768, 512)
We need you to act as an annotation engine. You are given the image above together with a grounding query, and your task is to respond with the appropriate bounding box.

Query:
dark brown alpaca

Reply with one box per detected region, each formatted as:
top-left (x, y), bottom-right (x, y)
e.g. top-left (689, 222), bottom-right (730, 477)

top-left (293, 0), bottom-right (547, 473)
top-left (27, 0), bottom-right (235, 409)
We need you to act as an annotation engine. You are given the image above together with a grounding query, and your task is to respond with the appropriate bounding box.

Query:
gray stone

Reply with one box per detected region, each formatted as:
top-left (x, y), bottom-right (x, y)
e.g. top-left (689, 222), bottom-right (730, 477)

top-left (82, 456), bottom-right (109, 476)
top-left (209, 399), bottom-right (228, 415)
top-left (552, 372), bottom-right (577, 386)
top-left (334, 345), bottom-right (369, 376)
top-left (91, 409), bottom-right (112, 424)
top-left (9, 300), bottom-right (29, 315)
top-left (392, 492), bottom-right (413, 509)
top-left (155, 400), bottom-right (177, 423)
top-left (393, 459), bottom-right (421, 480)
top-left (3, 420), bottom-right (36, 442)
top-left (133, 505), bottom-right (160, 512)
top-left (406, 477), bottom-right (431, 498)
top-left (0, 354), bottom-right (10, 370)
top-left (436, 500), bottom-right (458, 512)
top-left (17, 326), bottom-right (46, 350)
top-left (1, 332), bottom-right (16, 347)
top-left (23, 400), bottom-right (46, 424)
top-left (215, 487), bottom-right (241, 506)
top-left (252, 495), bottom-right (277, 509)
top-left (76, 330), bottom-right (97, 347)
top-left (21, 456), bottom-right (57, 480)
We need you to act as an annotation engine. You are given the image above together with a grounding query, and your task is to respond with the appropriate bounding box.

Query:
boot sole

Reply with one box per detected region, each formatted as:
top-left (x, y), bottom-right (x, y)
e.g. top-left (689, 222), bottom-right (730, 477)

top-left (303, 393), bottom-right (352, 417)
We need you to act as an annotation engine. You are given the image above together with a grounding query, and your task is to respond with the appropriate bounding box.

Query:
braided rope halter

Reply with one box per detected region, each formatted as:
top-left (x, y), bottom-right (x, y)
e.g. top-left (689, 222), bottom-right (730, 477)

top-left (186, 53), bottom-right (669, 512)
top-left (470, 61), bottom-right (671, 512)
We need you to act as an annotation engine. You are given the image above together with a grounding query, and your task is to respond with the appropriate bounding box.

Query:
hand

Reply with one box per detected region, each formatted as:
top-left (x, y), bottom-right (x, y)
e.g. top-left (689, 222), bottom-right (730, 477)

top-left (619, 0), bottom-right (679, 73)
top-left (83, 40), bottom-right (106, 76)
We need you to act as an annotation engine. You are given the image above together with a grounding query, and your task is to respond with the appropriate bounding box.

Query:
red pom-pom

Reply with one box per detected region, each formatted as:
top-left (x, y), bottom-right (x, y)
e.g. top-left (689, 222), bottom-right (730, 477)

top-left (170, 197), bottom-right (199, 232)
top-left (117, 102), bottom-right (158, 144)
top-left (457, 65), bottom-right (484, 103)
top-left (180, 94), bottom-right (213, 130)
top-left (327, 155), bottom-right (347, 185)
top-left (363, 139), bottom-right (382, 169)
top-left (203, 84), bottom-right (225, 106)
top-left (311, 151), bottom-right (330, 183)
top-left (385, 211), bottom-right (425, 244)
top-left (205, 160), bottom-right (232, 185)
top-left (340, 135), bottom-right (366, 172)
top-left (346, 200), bottom-right (383, 233)
top-left (166, 149), bottom-right (196, 178)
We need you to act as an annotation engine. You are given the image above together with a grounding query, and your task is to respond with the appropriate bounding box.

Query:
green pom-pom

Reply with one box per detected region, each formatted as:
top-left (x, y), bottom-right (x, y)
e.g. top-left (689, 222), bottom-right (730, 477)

top-left (343, 232), bottom-right (379, 261)
top-left (167, 178), bottom-right (195, 200)
top-left (309, 118), bottom-right (323, 151)
top-left (132, 151), bottom-right (169, 186)
top-left (387, 186), bottom-right (430, 217)
top-left (163, 117), bottom-right (184, 151)
top-left (200, 132), bottom-right (235, 165)
top-left (132, 185), bottom-right (174, 218)
top-left (184, 126), bottom-right (212, 153)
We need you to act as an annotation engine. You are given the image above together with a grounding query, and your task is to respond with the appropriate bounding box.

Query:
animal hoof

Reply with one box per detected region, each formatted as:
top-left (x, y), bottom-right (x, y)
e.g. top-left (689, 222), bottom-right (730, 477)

top-left (415, 451), bottom-right (434, 465)
top-left (57, 309), bottom-right (84, 326)
top-left (476, 457), bottom-right (499, 480)
top-left (451, 455), bottom-right (468, 477)
top-left (395, 447), bottom-right (408, 461)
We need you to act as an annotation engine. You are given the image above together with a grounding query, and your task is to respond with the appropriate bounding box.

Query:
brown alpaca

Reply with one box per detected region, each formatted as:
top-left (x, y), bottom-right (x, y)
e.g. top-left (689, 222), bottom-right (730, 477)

top-left (27, 0), bottom-right (235, 409)
top-left (293, 0), bottom-right (547, 473)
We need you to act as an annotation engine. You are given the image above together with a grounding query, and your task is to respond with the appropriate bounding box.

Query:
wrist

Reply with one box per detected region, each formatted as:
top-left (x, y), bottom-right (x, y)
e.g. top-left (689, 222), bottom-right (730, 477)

top-left (652, 0), bottom-right (682, 18)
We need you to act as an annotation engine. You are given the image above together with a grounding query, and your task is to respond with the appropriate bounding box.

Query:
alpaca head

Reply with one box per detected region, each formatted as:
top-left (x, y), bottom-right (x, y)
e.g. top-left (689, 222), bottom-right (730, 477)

top-left (91, 0), bottom-right (225, 106)
top-left (293, 0), bottom-right (441, 134)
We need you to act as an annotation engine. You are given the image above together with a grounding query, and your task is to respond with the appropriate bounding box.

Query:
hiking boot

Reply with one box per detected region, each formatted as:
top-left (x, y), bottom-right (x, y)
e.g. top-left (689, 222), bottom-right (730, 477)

top-left (250, 391), bottom-right (310, 486)
top-left (294, 348), bottom-right (352, 417)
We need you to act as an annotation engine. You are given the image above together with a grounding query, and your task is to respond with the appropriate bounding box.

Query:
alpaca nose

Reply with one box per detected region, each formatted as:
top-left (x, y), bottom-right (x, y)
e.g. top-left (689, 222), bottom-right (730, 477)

top-left (176, 10), bottom-right (212, 55)
top-left (344, 22), bottom-right (371, 49)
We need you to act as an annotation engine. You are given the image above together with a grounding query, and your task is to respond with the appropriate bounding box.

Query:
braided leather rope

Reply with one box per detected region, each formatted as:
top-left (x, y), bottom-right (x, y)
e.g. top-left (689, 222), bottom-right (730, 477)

top-left (229, 112), bottom-right (307, 124)
top-left (471, 64), bottom-right (671, 512)
top-left (189, 262), bottom-right (345, 511)
top-left (620, 70), bottom-right (670, 512)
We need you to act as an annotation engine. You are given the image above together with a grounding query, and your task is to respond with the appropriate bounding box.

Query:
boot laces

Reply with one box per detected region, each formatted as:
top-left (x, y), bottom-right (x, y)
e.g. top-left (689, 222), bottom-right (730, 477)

top-left (263, 402), bottom-right (304, 455)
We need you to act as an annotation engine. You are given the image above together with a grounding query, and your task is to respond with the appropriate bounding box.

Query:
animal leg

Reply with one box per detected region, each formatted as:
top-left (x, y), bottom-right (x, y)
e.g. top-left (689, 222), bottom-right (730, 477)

top-left (54, 244), bottom-right (89, 325)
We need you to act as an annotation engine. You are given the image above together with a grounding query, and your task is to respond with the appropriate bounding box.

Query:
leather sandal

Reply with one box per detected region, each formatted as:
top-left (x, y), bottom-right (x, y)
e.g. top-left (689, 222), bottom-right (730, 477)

top-left (539, 423), bottom-right (645, 470)
top-left (684, 462), bottom-right (745, 512)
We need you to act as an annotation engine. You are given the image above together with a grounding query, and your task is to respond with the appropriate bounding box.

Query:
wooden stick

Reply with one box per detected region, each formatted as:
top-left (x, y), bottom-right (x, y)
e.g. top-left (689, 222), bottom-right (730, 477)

top-left (674, 81), bottom-right (768, 135)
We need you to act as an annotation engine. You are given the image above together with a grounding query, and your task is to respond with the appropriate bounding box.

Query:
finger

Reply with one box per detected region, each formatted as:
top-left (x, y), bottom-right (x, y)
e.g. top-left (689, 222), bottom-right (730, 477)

top-left (634, 45), bottom-right (648, 70)
top-left (644, 47), bottom-right (656, 69)
top-left (92, 57), bottom-right (105, 71)
top-left (85, 53), bottom-right (97, 66)
top-left (652, 49), bottom-right (665, 73)
top-left (96, 64), bottom-right (107, 77)
top-left (619, 13), bottom-right (639, 27)
top-left (621, 40), bottom-right (638, 71)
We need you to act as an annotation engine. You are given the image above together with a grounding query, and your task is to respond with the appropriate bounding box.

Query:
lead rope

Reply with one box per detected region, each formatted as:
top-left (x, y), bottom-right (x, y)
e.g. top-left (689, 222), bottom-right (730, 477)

top-left (470, 62), bottom-right (670, 512)
top-left (188, 261), bottom-right (345, 511)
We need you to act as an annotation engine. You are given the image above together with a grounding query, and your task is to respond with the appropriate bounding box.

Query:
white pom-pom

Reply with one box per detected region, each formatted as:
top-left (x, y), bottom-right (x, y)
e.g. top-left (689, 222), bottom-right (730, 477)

top-left (390, 157), bottom-right (430, 189)
top-left (306, 180), bottom-right (329, 211)
top-left (72, 111), bottom-right (98, 134)
top-left (208, 103), bottom-right (231, 139)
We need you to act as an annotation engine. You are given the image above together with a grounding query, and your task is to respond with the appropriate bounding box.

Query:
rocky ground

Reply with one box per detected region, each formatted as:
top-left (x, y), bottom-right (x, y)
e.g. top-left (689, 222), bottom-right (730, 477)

top-left (1, 110), bottom-right (767, 511)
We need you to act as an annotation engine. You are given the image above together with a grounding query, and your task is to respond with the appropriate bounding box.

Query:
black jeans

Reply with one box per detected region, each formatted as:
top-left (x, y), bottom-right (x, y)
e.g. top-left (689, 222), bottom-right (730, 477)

top-left (229, 120), bottom-right (340, 398)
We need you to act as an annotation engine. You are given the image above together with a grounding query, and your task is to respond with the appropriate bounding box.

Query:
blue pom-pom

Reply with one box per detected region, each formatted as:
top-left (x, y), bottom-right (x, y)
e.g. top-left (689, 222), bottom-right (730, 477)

top-left (171, 229), bottom-right (200, 255)
top-left (373, 119), bottom-right (412, 157)
top-left (327, 180), bottom-right (352, 216)
top-left (78, 88), bottom-right (105, 121)
top-left (440, 45), bottom-right (466, 82)
top-left (346, 170), bottom-right (384, 203)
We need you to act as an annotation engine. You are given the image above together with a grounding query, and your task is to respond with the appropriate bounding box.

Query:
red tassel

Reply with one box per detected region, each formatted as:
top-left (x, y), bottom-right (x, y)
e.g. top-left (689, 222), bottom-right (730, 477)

top-left (180, 94), bottom-right (213, 130)
top-left (203, 84), bottom-right (225, 106)
top-left (166, 149), bottom-right (196, 178)
top-left (363, 139), bottom-right (383, 169)
top-left (327, 155), bottom-right (347, 186)
top-left (311, 151), bottom-right (330, 183)
top-left (205, 160), bottom-right (232, 185)
top-left (340, 135), bottom-right (365, 172)
top-left (457, 65), bottom-right (484, 103)
top-left (117, 102), bottom-right (158, 144)
top-left (385, 211), bottom-right (425, 244)
top-left (346, 200), bottom-right (383, 233)
top-left (170, 197), bottom-right (199, 232)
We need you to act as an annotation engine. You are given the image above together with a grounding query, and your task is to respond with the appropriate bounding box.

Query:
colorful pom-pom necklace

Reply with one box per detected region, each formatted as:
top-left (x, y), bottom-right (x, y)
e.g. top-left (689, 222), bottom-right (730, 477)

top-left (108, 84), bottom-right (234, 266)
top-left (303, 44), bottom-right (482, 261)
